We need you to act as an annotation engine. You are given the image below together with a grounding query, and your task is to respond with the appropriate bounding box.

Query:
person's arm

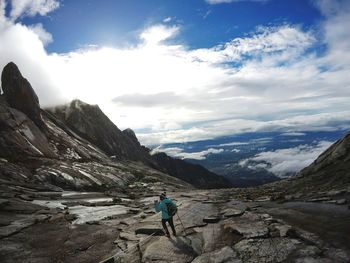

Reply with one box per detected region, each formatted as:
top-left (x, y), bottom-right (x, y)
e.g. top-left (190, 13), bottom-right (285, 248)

top-left (154, 200), bottom-right (161, 212)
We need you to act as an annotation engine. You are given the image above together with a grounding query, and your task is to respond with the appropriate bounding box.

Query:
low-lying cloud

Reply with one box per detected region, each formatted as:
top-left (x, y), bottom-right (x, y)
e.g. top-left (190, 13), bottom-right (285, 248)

top-left (239, 141), bottom-right (333, 177)
top-left (151, 146), bottom-right (224, 160)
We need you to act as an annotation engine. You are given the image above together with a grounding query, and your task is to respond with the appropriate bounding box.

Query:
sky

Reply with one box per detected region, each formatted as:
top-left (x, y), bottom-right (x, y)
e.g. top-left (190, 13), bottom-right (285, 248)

top-left (0, 0), bottom-right (350, 146)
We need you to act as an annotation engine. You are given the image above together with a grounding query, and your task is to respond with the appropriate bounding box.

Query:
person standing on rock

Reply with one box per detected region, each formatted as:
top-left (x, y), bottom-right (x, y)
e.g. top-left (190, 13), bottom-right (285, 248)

top-left (154, 192), bottom-right (177, 237)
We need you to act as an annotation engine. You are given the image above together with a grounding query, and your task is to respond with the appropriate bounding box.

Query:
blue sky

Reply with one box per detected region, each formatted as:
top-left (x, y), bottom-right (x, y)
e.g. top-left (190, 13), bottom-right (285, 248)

top-left (0, 0), bottom-right (350, 145)
top-left (22, 0), bottom-right (322, 52)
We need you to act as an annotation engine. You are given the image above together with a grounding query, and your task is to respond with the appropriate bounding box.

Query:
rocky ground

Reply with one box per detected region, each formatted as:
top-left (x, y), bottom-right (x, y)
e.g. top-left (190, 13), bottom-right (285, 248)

top-left (1, 186), bottom-right (349, 263)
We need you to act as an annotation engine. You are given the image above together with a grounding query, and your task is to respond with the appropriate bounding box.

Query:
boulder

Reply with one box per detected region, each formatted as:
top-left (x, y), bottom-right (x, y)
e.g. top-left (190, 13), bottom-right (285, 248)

top-left (192, 246), bottom-right (242, 263)
top-left (224, 212), bottom-right (269, 239)
top-left (234, 238), bottom-right (300, 263)
top-left (141, 236), bottom-right (196, 262)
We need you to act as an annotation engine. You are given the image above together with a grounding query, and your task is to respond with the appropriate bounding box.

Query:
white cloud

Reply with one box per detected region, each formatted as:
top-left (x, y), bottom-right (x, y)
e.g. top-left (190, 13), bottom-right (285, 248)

top-left (140, 24), bottom-right (179, 45)
top-left (10, 0), bottom-right (60, 20)
top-left (151, 146), bottom-right (224, 160)
top-left (191, 25), bottom-right (315, 64)
top-left (0, 0), bottom-right (349, 146)
top-left (219, 142), bottom-right (249, 147)
top-left (138, 112), bottom-right (350, 145)
top-left (281, 132), bottom-right (306, 136)
top-left (206, 0), bottom-right (267, 4)
top-left (163, 17), bottom-right (172, 23)
top-left (28, 23), bottom-right (52, 45)
top-left (240, 141), bottom-right (333, 177)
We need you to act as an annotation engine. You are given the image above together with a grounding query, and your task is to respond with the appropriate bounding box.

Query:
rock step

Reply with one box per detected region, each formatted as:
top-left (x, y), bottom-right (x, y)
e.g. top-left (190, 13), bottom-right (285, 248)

top-left (135, 226), bottom-right (163, 235)
top-left (203, 215), bottom-right (221, 223)
top-left (222, 208), bottom-right (245, 218)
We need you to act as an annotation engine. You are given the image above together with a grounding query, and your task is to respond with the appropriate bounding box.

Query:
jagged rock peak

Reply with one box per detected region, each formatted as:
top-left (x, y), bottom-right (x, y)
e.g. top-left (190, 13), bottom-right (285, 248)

top-left (70, 99), bottom-right (97, 108)
top-left (1, 62), bottom-right (44, 128)
top-left (123, 128), bottom-right (138, 142)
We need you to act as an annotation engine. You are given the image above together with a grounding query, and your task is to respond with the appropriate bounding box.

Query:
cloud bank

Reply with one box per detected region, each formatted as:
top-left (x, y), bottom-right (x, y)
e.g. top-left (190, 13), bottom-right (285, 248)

top-left (239, 141), bottom-right (333, 177)
top-left (151, 146), bottom-right (224, 160)
top-left (0, 0), bottom-right (349, 145)
top-left (205, 0), bottom-right (267, 4)
top-left (9, 0), bottom-right (60, 20)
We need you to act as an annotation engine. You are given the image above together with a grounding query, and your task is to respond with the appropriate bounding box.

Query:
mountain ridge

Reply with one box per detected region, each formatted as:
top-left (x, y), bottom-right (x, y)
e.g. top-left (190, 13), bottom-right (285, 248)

top-left (0, 62), bottom-right (229, 189)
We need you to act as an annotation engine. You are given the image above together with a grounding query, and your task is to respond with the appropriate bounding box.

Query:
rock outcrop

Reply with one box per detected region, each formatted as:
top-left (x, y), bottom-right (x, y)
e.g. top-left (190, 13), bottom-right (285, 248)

top-left (1, 62), bottom-right (44, 129)
top-left (0, 104), bottom-right (56, 159)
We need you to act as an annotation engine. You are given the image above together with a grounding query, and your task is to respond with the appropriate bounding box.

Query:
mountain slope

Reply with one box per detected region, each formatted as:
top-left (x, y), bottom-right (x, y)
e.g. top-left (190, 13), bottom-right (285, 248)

top-left (152, 152), bottom-right (231, 188)
top-left (48, 99), bottom-right (156, 166)
top-left (289, 130), bottom-right (350, 192)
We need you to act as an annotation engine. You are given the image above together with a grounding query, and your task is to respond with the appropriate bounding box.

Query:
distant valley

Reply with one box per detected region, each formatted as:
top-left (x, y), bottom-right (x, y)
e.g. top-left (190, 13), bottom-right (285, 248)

top-left (151, 130), bottom-right (349, 187)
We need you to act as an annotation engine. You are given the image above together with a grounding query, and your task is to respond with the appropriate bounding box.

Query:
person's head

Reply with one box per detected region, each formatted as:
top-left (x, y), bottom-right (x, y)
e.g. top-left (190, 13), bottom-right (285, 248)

top-left (159, 192), bottom-right (166, 201)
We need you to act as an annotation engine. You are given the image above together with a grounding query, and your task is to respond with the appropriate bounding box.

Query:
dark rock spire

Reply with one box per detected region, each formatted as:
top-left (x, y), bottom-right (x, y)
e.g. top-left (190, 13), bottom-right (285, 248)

top-left (1, 62), bottom-right (45, 128)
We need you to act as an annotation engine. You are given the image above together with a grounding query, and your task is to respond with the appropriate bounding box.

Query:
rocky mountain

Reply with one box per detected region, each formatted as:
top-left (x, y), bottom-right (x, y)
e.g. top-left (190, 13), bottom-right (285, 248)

top-left (0, 62), bottom-right (193, 193)
top-left (0, 62), bottom-right (229, 190)
top-left (46, 98), bottom-right (230, 189)
top-left (152, 152), bottom-right (231, 189)
top-left (47, 99), bottom-right (157, 166)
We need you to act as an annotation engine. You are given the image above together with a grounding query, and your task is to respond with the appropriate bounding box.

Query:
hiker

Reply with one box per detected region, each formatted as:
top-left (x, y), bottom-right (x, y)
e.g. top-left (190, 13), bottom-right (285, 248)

top-left (154, 192), bottom-right (177, 237)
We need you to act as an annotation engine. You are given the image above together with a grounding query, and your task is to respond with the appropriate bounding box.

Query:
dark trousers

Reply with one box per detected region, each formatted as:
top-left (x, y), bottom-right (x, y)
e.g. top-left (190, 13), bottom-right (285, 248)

top-left (162, 217), bottom-right (176, 235)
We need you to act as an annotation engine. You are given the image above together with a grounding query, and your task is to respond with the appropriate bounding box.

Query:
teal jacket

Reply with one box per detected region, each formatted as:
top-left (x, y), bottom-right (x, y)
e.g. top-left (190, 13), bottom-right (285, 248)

top-left (154, 198), bottom-right (177, 219)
